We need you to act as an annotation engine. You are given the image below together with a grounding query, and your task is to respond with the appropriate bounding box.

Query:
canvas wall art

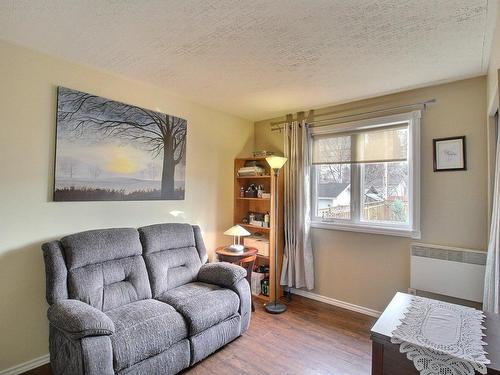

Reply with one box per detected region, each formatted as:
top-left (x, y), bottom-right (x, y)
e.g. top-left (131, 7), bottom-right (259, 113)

top-left (54, 87), bottom-right (187, 201)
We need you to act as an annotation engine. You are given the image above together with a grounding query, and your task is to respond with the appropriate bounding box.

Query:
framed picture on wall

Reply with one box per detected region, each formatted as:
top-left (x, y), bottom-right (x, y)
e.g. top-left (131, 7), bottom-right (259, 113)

top-left (54, 87), bottom-right (187, 201)
top-left (433, 136), bottom-right (466, 172)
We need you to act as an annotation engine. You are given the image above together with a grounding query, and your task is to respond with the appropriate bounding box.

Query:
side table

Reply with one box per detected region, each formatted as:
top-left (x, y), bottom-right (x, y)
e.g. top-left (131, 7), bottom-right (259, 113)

top-left (371, 292), bottom-right (500, 374)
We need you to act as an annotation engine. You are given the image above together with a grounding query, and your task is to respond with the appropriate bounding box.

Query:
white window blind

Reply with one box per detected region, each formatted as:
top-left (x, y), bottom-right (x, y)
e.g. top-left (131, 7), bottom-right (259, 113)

top-left (312, 123), bottom-right (408, 164)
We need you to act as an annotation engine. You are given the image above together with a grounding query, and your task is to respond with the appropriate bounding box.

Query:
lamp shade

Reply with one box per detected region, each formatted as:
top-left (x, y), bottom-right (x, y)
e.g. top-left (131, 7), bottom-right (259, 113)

top-left (224, 225), bottom-right (251, 237)
top-left (265, 156), bottom-right (287, 170)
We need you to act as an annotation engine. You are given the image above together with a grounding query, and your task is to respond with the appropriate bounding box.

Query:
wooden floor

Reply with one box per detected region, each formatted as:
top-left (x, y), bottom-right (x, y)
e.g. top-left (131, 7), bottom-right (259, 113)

top-left (23, 295), bottom-right (376, 375)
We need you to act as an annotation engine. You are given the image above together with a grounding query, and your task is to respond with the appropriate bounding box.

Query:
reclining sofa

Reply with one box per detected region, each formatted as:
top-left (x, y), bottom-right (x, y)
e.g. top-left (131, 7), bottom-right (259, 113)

top-left (41, 223), bottom-right (251, 374)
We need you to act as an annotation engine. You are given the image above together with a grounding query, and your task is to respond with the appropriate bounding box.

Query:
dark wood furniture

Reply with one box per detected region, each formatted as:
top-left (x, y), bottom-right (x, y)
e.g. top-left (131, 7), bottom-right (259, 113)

top-left (371, 292), bottom-right (500, 375)
top-left (216, 246), bottom-right (258, 311)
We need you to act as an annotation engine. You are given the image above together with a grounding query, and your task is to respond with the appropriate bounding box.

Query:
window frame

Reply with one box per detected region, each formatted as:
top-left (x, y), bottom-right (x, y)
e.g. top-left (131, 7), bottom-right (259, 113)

top-left (310, 111), bottom-right (421, 239)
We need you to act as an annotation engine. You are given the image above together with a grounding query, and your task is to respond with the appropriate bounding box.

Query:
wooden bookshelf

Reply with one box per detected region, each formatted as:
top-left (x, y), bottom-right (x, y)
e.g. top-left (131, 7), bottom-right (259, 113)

top-left (233, 157), bottom-right (284, 302)
top-left (236, 175), bottom-right (271, 179)
top-left (236, 197), bottom-right (271, 201)
top-left (239, 223), bottom-right (270, 232)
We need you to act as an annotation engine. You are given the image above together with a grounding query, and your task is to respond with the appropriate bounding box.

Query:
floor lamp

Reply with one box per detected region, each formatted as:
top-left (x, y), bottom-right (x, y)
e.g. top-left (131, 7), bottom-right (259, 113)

top-left (264, 155), bottom-right (287, 314)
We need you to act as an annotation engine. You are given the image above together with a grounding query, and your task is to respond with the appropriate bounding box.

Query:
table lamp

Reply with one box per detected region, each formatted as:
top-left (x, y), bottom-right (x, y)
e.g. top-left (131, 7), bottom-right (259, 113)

top-left (265, 155), bottom-right (287, 314)
top-left (224, 225), bottom-right (251, 252)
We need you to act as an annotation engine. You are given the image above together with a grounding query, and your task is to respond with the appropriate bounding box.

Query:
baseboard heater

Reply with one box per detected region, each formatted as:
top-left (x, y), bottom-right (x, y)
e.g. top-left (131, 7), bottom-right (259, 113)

top-left (410, 243), bottom-right (486, 303)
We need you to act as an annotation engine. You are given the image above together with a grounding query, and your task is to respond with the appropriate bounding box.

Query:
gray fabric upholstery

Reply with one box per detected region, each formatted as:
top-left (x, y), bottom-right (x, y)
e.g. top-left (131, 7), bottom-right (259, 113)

top-left (61, 228), bottom-right (142, 270)
top-left (117, 339), bottom-right (190, 375)
top-left (189, 315), bottom-right (241, 365)
top-left (139, 223), bottom-right (204, 296)
top-left (197, 262), bottom-right (247, 287)
top-left (105, 299), bottom-right (188, 372)
top-left (68, 255), bottom-right (151, 311)
top-left (42, 223), bottom-right (251, 375)
top-left (143, 248), bottom-right (201, 296)
top-left (81, 336), bottom-right (114, 375)
top-left (49, 326), bottom-right (84, 375)
top-left (49, 326), bottom-right (114, 375)
top-left (42, 241), bottom-right (68, 304)
top-left (48, 299), bottom-right (115, 339)
top-left (158, 282), bottom-right (240, 335)
top-left (231, 278), bottom-right (252, 333)
top-left (157, 281), bottom-right (220, 300)
top-left (59, 227), bottom-right (151, 311)
top-left (192, 225), bottom-right (208, 264)
top-left (139, 223), bottom-right (196, 253)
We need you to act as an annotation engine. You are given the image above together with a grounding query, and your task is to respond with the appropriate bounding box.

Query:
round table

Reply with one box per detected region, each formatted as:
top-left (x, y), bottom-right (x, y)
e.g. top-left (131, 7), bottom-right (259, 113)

top-left (215, 246), bottom-right (258, 261)
top-left (215, 246), bottom-right (258, 311)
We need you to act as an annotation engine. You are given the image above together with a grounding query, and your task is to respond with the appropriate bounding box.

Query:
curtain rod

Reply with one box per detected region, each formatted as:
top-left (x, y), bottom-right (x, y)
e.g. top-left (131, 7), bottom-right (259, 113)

top-left (270, 99), bottom-right (436, 131)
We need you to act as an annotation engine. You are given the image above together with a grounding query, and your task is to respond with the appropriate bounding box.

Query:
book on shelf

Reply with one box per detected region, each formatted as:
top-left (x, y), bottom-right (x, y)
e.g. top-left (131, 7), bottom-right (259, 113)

top-left (237, 166), bottom-right (266, 176)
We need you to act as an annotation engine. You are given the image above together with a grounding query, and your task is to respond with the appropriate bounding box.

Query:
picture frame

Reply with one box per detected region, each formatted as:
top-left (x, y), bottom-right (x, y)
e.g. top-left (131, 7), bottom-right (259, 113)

top-left (433, 136), bottom-right (466, 172)
top-left (53, 87), bottom-right (187, 201)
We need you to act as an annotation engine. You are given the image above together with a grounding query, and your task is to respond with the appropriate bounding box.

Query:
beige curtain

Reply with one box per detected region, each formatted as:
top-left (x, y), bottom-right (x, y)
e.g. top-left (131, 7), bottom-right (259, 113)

top-left (484, 111), bottom-right (500, 313)
top-left (281, 119), bottom-right (314, 290)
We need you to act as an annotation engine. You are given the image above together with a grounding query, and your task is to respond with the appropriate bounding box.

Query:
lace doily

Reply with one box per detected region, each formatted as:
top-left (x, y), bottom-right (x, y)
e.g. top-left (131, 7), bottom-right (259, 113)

top-left (391, 296), bottom-right (489, 375)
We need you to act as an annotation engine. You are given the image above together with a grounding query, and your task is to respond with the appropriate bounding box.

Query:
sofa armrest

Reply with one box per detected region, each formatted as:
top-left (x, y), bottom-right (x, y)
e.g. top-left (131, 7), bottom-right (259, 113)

top-left (197, 262), bottom-right (247, 287)
top-left (231, 278), bottom-right (252, 333)
top-left (48, 300), bottom-right (115, 339)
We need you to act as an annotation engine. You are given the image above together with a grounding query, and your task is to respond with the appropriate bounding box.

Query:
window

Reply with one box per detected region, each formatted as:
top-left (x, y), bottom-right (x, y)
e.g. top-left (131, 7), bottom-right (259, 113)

top-left (310, 111), bottom-right (421, 238)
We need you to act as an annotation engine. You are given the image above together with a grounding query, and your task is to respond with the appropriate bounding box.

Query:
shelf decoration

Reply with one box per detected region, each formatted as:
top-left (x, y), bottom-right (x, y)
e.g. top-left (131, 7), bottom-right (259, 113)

top-left (233, 157), bottom-right (284, 302)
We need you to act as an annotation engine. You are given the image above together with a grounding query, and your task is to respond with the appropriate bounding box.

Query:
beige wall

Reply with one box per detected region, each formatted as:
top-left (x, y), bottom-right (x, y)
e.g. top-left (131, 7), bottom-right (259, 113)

top-left (0, 40), bottom-right (253, 370)
top-left (486, 4), bottom-right (499, 233)
top-left (487, 3), bottom-right (500, 112)
top-left (255, 77), bottom-right (488, 312)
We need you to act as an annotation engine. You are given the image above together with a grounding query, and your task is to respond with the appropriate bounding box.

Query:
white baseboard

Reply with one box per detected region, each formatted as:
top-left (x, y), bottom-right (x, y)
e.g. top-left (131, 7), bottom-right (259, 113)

top-left (290, 288), bottom-right (381, 318)
top-left (0, 354), bottom-right (49, 375)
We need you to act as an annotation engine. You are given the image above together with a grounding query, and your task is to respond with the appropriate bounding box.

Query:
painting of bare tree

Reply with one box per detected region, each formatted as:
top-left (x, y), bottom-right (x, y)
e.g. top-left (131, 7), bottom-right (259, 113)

top-left (54, 87), bottom-right (186, 201)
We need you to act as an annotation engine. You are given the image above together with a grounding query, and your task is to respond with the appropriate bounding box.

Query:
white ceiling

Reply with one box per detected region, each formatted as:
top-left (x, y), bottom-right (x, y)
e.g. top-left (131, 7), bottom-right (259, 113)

top-left (0, 0), bottom-right (497, 121)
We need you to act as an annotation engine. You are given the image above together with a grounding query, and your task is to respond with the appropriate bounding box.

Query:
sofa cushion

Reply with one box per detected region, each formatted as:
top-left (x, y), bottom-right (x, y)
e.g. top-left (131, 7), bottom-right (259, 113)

top-left (106, 299), bottom-right (188, 372)
top-left (61, 228), bottom-right (142, 270)
top-left (139, 224), bottom-right (205, 296)
top-left (157, 282), bottom-right (240, 335)
top-left (68, 255), bottom-right (151, 311)
top-left (139, 223), bottom-right (196, 253)
top-left (158, 281), bottom-right (220, 300)
top-left (62, 228), bottom-right (151, 311)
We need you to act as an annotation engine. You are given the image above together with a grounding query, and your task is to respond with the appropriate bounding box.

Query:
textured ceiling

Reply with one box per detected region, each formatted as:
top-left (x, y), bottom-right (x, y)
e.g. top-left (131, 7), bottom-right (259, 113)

top-left (0, 0), bottom-right (496, 120)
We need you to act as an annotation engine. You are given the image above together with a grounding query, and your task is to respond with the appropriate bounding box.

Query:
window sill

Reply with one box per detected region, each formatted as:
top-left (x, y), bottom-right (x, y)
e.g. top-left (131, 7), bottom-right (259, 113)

top-left (311, 221), bottom-right (421, 239)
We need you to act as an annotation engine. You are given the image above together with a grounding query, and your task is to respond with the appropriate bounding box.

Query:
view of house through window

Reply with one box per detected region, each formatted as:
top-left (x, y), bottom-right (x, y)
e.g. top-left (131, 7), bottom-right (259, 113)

top-left (311, 112), bottom-right (419, 235)
top-left (316, 164), bottom-right (351, 220)
top-left (314, 161), bottom-right (409, 223)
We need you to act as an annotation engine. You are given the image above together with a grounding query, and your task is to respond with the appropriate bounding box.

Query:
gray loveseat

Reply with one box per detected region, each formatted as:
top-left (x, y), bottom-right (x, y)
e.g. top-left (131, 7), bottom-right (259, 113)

top-left (41, 223), bottom-right (252, 375)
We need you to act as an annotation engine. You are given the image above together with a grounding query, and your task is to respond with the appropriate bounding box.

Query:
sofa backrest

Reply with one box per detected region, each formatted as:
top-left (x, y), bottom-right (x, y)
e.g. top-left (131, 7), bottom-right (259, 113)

top-left (139, 223), bottom-right (208, 297)
top-left (42, 228), bottom-right (152, 311)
